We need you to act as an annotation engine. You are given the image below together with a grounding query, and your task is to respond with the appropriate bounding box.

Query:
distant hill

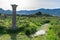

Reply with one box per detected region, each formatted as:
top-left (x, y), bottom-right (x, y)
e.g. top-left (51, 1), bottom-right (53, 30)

top-left (0, 8), bottom-right (60, 16)
top-left (32, 12), bottom-right (52, 17)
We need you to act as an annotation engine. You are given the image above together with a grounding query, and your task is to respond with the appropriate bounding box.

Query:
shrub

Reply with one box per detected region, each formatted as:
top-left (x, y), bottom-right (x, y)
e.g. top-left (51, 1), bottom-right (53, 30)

top-left (25, 22), bottom-right (37, 36)
top-left (0, 26), bottom-right (6, 34)
top-left (25, 27), bottom-right (36, 36)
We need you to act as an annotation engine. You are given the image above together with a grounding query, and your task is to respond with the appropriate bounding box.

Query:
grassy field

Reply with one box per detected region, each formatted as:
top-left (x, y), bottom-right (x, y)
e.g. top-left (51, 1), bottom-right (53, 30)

top-left (0, 13), bottom-right (60, 40)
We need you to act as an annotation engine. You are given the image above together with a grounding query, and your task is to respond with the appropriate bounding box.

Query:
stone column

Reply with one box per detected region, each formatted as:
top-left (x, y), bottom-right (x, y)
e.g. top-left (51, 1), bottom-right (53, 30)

top-left (11, 4), bottom-right (18, 30)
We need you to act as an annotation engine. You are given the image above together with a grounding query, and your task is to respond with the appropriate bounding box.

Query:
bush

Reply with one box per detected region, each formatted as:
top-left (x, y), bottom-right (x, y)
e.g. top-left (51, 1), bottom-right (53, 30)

top-left (25, 27), bottom-right (36, 36)
top-left (0, 26), bottom-right (6, 34)
top-left (25, 22), bottom-right (37, 36)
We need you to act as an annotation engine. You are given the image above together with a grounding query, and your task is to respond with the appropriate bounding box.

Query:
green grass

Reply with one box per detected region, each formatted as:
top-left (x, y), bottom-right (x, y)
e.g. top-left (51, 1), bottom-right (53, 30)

top-left (0, 15), bottom-right (60, 40)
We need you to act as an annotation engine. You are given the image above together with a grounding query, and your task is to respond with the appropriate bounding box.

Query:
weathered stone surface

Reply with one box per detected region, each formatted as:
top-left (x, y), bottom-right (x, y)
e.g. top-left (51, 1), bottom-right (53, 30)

top-left (11, 4), bottom-right (18, 30)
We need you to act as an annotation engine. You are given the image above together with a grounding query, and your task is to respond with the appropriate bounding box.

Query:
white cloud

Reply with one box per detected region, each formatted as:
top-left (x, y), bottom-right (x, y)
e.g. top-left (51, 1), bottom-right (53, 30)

top-left (0, 0), bottom-right (60, 10)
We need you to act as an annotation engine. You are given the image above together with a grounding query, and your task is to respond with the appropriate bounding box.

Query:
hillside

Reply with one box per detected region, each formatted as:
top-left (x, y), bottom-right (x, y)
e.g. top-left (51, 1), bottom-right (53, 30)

top-left (0, 12), bottom-right (60, 40)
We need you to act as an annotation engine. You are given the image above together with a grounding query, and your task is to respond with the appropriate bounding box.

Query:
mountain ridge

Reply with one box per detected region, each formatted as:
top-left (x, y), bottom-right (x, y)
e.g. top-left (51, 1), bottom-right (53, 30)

top-left (0, 8), bottom-right (60, 16)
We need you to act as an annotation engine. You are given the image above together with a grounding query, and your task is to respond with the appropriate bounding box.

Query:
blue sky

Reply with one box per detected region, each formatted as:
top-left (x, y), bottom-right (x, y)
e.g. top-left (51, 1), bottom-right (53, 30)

top-left (0, 0), bottom-right (60, 10)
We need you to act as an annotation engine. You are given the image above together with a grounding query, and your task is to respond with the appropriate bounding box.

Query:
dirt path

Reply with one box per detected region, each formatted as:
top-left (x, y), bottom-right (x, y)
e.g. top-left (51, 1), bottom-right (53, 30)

top-left (40, 23), bottom-right (49, 31)
top-left (30, 23), bottom-right (49, 37)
